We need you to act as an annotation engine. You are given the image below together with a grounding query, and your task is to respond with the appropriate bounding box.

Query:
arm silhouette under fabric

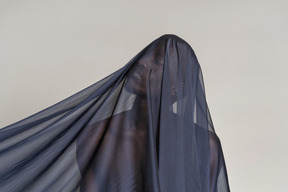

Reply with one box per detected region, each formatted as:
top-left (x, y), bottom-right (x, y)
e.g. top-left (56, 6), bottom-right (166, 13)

top-left (209, 131), bottom-right (226, 192)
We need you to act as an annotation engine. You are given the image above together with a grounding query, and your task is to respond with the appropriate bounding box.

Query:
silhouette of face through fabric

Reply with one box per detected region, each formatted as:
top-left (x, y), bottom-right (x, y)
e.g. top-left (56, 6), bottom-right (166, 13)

top-left (125, 36), bottom-right (189, 104)
top-left (125, 41), bottom-right (165, 99)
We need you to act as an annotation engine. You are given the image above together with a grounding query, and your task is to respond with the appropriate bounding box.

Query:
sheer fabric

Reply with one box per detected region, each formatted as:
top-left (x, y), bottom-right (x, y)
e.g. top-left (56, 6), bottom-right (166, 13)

top-left (0, 34), bottom-right (230, 192)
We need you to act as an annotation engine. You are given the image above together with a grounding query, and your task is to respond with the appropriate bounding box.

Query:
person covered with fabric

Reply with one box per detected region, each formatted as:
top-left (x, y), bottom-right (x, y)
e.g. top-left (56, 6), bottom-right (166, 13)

top-left (76, 34), bottom-right (230, 192)
top-left (0, 34), bottom-right (230, 192)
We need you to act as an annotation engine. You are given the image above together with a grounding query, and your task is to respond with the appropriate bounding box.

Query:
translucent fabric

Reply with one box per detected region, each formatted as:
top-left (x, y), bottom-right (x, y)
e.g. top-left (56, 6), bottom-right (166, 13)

top-left (0, 34), bottom-right (230, 192)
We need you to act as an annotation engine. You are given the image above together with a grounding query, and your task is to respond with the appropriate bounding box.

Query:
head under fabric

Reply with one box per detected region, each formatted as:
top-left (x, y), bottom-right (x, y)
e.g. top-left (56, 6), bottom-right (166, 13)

top-left (0, 34), bottom-right (230, 192)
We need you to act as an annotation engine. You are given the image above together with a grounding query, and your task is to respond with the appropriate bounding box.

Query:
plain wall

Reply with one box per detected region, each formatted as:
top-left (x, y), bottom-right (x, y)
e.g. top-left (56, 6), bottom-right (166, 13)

top-left (0, 1), bottom-right (287, 191)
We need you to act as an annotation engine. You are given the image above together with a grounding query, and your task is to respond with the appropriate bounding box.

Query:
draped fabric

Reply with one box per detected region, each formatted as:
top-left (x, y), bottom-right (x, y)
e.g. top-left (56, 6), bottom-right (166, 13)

top-left (0, 34), bottom-right (230, 192)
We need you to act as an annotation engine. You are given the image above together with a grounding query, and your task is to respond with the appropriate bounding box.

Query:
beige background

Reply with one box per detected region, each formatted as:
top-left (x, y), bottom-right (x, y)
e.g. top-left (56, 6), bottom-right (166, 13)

top-left (0, 1), bottom-right (287, 191)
